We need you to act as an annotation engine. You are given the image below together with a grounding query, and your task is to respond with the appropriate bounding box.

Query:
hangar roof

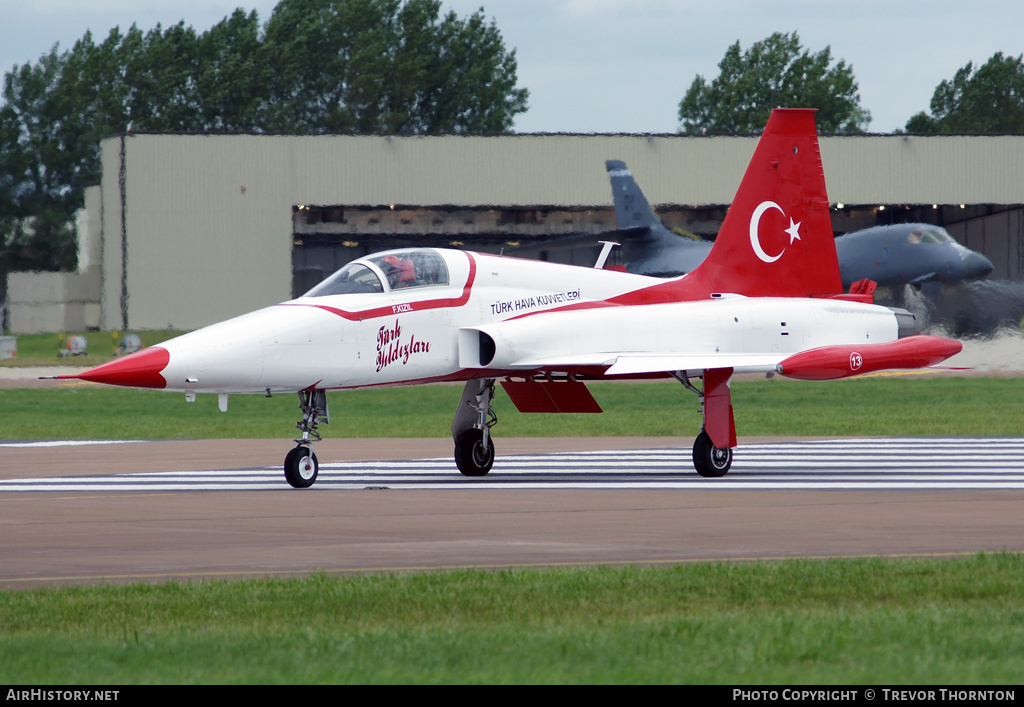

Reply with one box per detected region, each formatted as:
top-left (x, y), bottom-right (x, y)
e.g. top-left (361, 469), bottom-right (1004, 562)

top-left (107, 131), bottom-right (1024, 208)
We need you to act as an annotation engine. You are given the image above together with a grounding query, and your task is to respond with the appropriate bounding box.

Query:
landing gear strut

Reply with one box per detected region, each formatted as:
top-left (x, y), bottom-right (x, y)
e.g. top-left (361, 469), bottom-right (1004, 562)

top-left (284, 389), bottom-right (328, 488)
top-left (673, 368), bottom-right (736, 478)
top-left (451, 379), bottom-right (496, 476)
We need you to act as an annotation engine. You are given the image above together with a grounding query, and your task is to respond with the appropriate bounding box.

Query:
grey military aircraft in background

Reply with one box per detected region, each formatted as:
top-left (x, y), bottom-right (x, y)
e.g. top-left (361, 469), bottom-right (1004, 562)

top-left (605, 160), bottom-right (712, 277)
top-left (833, 223), bottom-right (993, 293)
top-left (605, 160), bottom-right (994, 291)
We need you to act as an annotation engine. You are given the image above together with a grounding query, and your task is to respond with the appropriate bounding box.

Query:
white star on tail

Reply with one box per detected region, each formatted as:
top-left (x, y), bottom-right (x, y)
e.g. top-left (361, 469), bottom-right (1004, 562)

top-left (786, 218), bottom-right (802, 244)
top-left (750, 201), bottom-right (804, 263)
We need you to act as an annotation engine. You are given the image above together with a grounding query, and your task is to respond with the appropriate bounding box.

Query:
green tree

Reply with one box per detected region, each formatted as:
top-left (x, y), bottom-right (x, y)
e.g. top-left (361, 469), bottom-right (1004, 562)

top-left (260, 0), bottom-right (527, 133)
top-left (0, 48), bottom-right (80, 280)
top-left (194, 9), bottom-right (269, 131)
top-left (0, 0), bottom-right (528, 279)
top-left (403, 4), bottom-right (528, 133)
top-left (905, 52), bottom-right (1024, 133)
top-left (678, 31), bottom-right (871, 134)
top-left (58, 22), bottom-right (204, 136)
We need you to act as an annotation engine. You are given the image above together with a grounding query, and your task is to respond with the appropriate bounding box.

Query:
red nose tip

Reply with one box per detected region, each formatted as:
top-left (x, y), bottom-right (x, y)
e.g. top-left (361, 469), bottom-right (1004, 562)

top-left (61, 346), bottom-right (170, 389)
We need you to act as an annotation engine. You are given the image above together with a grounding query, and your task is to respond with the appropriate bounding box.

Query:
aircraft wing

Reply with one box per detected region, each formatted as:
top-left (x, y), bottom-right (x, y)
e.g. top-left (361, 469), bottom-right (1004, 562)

top-left (505, 353), bottom-right (621, 369)
top-left (462, 309), bottom-right (960, 382)
top-left (603, 354), bottom-right (785, 376)
top-left (506, 353), bottom-right (783, 375)
top-left (505, 341), bottom-right (959, 381)
top-left (463, 326), bottom-right (786, 376)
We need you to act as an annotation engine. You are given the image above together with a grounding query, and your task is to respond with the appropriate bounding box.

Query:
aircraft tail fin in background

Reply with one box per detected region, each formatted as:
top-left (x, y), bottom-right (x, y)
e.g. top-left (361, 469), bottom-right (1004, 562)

top-left (676, 108), bottom-right (843, 299)
top-left (605, 160), bottom-right (661, 232)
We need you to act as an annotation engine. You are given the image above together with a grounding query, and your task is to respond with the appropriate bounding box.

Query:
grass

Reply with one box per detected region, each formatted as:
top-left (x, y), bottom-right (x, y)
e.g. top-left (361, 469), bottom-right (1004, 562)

top-left (4, 367), bottom-right (1020, 684)
top-left (0, 330), bottom-right (183, 367)
top-left (1, 555), bottom-right (1021, 683)
top-left (2, 375), bottom-right (1023, 440)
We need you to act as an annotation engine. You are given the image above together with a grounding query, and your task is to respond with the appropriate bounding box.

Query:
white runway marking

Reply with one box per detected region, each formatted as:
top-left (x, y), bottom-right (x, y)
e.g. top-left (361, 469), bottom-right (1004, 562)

top-left (4, 437), bottom-right (1024, 492)
top-left (0, 440), bottom-right (145, 448)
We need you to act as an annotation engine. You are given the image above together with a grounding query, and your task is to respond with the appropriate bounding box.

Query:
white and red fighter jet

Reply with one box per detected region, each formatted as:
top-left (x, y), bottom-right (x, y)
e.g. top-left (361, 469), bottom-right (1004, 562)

top-left (62, 109), bottom-right (961, 487)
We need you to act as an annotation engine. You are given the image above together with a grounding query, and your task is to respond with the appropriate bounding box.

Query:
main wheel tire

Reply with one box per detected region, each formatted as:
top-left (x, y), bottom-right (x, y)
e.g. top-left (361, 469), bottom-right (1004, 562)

top-left (692, 430), bottom-right (732, 478)
top-left (284, 446), bottom-right (319, 488)
top-left (454, 429), bottom-right (494, 476)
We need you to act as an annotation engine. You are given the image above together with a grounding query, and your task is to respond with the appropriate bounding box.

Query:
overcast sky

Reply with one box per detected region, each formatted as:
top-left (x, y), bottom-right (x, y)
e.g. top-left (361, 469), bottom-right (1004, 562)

top-left (2, 0), bottom-right (1023, 134)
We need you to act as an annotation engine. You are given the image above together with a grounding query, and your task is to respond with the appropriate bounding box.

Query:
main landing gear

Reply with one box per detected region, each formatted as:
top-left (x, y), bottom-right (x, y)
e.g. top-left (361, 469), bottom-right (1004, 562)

top-left (692, 429), bottom-right (733, 478)
top-left (284, 389), bottom-right (328, 488)
top-left (673, 368), bottom-right (736, 478)
top-left (278, 369), bottom-right (736, 486)
top-left (451, 379), bottom-right (496, 476)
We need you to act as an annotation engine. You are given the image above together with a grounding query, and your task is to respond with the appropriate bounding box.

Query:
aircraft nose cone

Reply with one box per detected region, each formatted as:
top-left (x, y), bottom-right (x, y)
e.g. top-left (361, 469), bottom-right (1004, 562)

top-left (66, 346), bottom-right (170, 388)
top-left (962, 251), bottom-right (994, 279)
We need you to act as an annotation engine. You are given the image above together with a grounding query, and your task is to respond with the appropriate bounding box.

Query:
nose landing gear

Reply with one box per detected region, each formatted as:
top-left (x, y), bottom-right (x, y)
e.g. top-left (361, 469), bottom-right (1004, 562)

top-left (452, 379), bottom-right (497, 476)
top-left (284, 389), bottom-right (328, 488)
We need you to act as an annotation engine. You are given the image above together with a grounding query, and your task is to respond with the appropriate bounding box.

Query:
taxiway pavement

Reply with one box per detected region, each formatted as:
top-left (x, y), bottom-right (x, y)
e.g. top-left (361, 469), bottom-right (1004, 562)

top-left (1, 437), bottom-right (1022, 588)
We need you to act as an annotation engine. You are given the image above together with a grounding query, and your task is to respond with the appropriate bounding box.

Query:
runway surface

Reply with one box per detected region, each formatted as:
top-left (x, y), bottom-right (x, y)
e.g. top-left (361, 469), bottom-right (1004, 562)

top-left (1, 436), bottom-right (1022, 587)
top-left (3, 437), bottom-right (1024, 491)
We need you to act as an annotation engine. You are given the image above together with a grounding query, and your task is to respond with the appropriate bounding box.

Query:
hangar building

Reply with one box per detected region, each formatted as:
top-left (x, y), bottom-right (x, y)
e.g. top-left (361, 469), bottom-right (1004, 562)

top-left (8, 131), bottom-right (1024, 332)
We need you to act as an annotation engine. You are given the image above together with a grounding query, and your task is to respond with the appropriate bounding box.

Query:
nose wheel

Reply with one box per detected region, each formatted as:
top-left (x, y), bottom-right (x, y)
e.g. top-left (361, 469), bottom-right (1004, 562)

top-left (454, 428), bottom-right (495, 476)
top-left (451, 379), bottom-right (497, 477)
top-left (284, 445), bottom-right (319, 488)
top-left (283, 390), bottom-right (328, 488)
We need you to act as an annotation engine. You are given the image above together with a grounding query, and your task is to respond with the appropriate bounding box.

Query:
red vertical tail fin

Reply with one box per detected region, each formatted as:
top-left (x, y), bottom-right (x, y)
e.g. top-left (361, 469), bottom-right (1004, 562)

top-left (679, 108), bottom-right (842, 298)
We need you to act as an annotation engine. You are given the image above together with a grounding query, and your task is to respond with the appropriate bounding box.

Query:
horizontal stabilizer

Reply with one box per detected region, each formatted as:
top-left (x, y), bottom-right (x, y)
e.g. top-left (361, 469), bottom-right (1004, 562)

top-left (501, 379), bottom-right (603, 413)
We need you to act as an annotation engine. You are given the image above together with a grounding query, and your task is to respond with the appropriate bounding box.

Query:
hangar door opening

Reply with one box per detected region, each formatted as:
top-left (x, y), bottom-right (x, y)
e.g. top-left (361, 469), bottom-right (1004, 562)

top-left (289, 203), bottom-right (726, 298)
top-left (290, 204), bottom-right (620, 298)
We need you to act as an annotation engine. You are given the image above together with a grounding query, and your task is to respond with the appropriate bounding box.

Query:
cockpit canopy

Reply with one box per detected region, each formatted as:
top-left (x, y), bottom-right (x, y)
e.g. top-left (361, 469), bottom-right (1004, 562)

top-left (304, 249), bottom-right (450, 297)
top-left (907, 226), bottom-right (953, 245)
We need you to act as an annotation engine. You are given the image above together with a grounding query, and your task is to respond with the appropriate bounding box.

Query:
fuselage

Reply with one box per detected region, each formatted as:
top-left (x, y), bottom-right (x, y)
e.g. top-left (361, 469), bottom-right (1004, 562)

top-left (152, 249), bottom-right (653, 393)
top-left (138, 247), bottom-right (913, 394)
top-left (835, 224), bottom-right (993, 288)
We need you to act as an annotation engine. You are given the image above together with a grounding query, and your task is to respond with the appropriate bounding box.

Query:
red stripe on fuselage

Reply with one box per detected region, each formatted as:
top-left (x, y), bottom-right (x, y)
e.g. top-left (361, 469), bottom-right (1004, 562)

top-left (502, 276), bottom-right (695, 322)
top-left (285, 249), bottom-right (713, 327)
